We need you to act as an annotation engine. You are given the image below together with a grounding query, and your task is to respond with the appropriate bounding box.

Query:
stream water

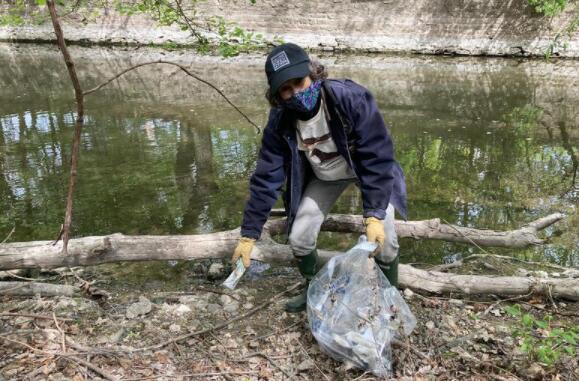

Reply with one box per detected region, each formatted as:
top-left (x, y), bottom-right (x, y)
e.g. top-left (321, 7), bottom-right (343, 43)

top-left (0, 44), bottom-right (577, 274)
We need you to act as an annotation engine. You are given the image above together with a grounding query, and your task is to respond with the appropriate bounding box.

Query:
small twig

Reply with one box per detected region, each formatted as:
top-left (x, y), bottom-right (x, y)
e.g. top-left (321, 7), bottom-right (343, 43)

top-left (52, 224), bottom-right (64, 246)
top-left (2, 271), bottom-right (56, 282)
top-left (52, 312), bottom-right (67, 353)
top-left (82, 60), bottom-right (261, 133)
top-left (0, 312), bottom-right (73, 322)
top-left (392, 338), bottom-right (432, 363)
top-left (156, 287), bottom-right (241, 302)
top-left (1, 226), bottom-right (15, 244)
top-left (0, 335), bottom-right (54, 355)
top-left (351, 371), bottom-right (370, 381)
top-left (255, 318), bottom-right (304, 341)
top-left (173, 0), bottom-right (207, 43)
top-left (547, 284), bottom-right (559, 311)
top-left (246, 351), bottom-right (294, 380)
top-left (441, 219), bottom-right (492, 255)
top-left (293, 338), bottom-right (329, 381)
top-left (482, 291), bottom-right (534, 316)
top-left (65, 356), bottom-right (118, 381)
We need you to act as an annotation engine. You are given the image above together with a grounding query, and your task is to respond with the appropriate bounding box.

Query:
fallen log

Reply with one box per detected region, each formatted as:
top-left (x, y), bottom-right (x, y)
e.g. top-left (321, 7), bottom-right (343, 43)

top-left (0, 213), bottom-right (575, 300)
top-left (0, 213), bottom-right (562, 271)
top-left (266, 212), bottom-right (565, 248)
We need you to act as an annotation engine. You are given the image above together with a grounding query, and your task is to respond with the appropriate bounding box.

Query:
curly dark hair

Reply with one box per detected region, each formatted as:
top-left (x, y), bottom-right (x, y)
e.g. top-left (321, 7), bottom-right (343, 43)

top-left (265, 58), bottom-right (328, 108)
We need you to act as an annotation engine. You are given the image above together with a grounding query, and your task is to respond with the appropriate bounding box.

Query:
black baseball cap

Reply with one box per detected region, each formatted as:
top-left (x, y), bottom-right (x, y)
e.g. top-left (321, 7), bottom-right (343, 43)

top-left (265, 43), bottom-right (310, 95)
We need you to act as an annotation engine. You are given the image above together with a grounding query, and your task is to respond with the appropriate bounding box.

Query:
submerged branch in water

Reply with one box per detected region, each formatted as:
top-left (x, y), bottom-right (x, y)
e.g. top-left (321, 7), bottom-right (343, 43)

top-left (83, 60), bottom-right (261, 133)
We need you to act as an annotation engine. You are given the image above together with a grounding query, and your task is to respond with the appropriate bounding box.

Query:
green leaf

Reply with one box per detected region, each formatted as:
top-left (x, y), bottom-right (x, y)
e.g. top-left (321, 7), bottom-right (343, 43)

top-left (505, 304), bottom-right (521, 317)
top-left (522, 314), bottom-right (534, 328)
top-left (562, 332), bottom-right (577, 345)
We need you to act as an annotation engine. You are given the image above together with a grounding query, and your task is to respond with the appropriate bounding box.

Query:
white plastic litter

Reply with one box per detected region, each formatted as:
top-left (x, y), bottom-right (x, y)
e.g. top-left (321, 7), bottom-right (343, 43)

top-left (307, 237), bottom-right (417, 376)
top-left (222, 258), bottom-right (246, 290)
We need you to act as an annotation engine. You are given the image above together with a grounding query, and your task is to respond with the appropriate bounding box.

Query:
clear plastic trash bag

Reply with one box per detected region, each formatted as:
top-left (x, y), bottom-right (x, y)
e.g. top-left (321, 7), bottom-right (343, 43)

top-left (307, 237), bottom-right (417, 377)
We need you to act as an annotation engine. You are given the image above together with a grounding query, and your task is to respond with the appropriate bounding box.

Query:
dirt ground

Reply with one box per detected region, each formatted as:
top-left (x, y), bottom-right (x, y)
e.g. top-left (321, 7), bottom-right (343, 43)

top-left (1, 260), bottom-right (578, 381)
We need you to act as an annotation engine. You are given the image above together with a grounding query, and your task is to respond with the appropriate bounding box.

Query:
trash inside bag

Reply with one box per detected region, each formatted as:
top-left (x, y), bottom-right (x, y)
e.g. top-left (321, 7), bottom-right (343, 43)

top-left (307, 237), bottom-right (417, 376)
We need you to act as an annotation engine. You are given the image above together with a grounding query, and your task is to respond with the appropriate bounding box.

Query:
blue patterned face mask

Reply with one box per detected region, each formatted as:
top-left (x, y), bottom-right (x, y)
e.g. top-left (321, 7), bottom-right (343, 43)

top-left (282, 80), bottom-right (322, 113)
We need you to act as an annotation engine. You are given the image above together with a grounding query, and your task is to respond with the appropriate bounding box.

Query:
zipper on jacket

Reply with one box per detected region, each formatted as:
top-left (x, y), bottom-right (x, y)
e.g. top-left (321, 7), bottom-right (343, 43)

top-left (321, 84), bottom-right (360, 181)
top-left (284, 133), bottom-right (294, 234)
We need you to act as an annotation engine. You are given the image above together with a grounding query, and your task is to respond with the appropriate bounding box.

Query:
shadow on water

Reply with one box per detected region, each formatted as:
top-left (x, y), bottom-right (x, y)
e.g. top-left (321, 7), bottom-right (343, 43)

top-left (0, 44), bottom-right (577, 273)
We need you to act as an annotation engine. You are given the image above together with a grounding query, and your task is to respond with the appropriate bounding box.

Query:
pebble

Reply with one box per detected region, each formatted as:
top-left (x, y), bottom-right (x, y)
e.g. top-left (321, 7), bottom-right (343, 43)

top-left (223, 302), bottom-right (240, 313)
top-left (174, 304), bottom-right (192, 315)
top-left (205, 303), bottom-right (221, 314)
top-left (169, 324), bottom-right (181, 333)
top-left (403, 288), bottom-right (414, 299)
top-left (425, 321), bottom-right (436, 330)
top-left (207, 262), bottom-right (226, 280)
top-left (219, 294), bottom-right (233, 305)
top-left (448, 299), bottom-right (463, 306)
top-left (297, 359), bottom-right (315, 371)
top-left (224, 338), bottom-right (239, 349)
top-left (243, 303), bottom-right (254, 309)
top-left (126, 296), bottom-right (152, 319)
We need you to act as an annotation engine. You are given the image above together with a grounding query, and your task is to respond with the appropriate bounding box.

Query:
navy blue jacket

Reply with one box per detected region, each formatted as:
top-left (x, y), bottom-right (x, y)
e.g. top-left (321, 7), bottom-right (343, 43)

top-left (241, 79), bottom-right (407, 240)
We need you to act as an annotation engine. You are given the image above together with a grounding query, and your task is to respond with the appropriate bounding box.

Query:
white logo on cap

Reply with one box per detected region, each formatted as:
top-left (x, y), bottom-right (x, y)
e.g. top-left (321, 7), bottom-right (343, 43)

top-left (271, 51), bottom-right (290, 71)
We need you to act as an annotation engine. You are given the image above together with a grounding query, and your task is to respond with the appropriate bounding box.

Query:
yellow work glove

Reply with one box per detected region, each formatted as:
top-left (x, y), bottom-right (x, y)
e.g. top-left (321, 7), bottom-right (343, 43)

top-left (232, 237), bottom-right (255, 268)
top-left (364, 217), bottom-right (385, 247)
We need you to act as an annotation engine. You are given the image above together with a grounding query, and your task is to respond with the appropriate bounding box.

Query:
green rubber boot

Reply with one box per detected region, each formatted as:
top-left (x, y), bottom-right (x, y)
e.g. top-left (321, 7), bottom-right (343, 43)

top-left (376, 254), bottom-right (399, 288)
top-left (284, 250), bottom-right (318, 313)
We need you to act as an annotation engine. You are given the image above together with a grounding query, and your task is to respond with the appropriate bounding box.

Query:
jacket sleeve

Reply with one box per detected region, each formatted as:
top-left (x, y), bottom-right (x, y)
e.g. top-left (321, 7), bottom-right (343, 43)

top-left (240, 124), bottom-right (287, 240)
top-left (349, 88), bottom-right (396, 220)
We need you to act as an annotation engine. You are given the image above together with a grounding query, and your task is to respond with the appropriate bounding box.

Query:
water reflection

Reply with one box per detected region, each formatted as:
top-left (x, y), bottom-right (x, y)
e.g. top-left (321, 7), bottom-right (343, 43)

top-left (0, 44), bottom-right (577, 266)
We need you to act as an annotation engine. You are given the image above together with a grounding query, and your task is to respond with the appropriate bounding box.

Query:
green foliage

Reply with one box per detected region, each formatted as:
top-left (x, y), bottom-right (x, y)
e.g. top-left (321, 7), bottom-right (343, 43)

top-left (207, 16), bottom-right (266, 57)
top-left (527, 0), bottom-right (569, 17)
top-left (506, 304), bottom-right (578, 366)
top-left (115, 0), bottom-right (181, 26)
top-left (525, 0), bottom-right (579, 58)
top-left (113, 1), bottom-right (277, 57)
top-left (0, 0), bottom-right (26, 26)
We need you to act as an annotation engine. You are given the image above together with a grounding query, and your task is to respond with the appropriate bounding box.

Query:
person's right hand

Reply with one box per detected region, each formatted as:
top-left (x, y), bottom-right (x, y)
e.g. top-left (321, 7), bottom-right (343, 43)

top-left (232, 237), bottom-right (256, 268)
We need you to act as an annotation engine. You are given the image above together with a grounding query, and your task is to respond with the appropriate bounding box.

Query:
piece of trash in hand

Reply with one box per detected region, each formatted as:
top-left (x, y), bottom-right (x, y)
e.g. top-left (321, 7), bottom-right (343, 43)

top-left (222, 258), bottom-right (246, 290)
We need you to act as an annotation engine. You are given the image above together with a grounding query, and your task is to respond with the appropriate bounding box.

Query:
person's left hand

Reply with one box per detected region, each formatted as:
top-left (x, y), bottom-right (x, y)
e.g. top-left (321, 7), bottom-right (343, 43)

top-left (364, 217), bottom-right (385, 247)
